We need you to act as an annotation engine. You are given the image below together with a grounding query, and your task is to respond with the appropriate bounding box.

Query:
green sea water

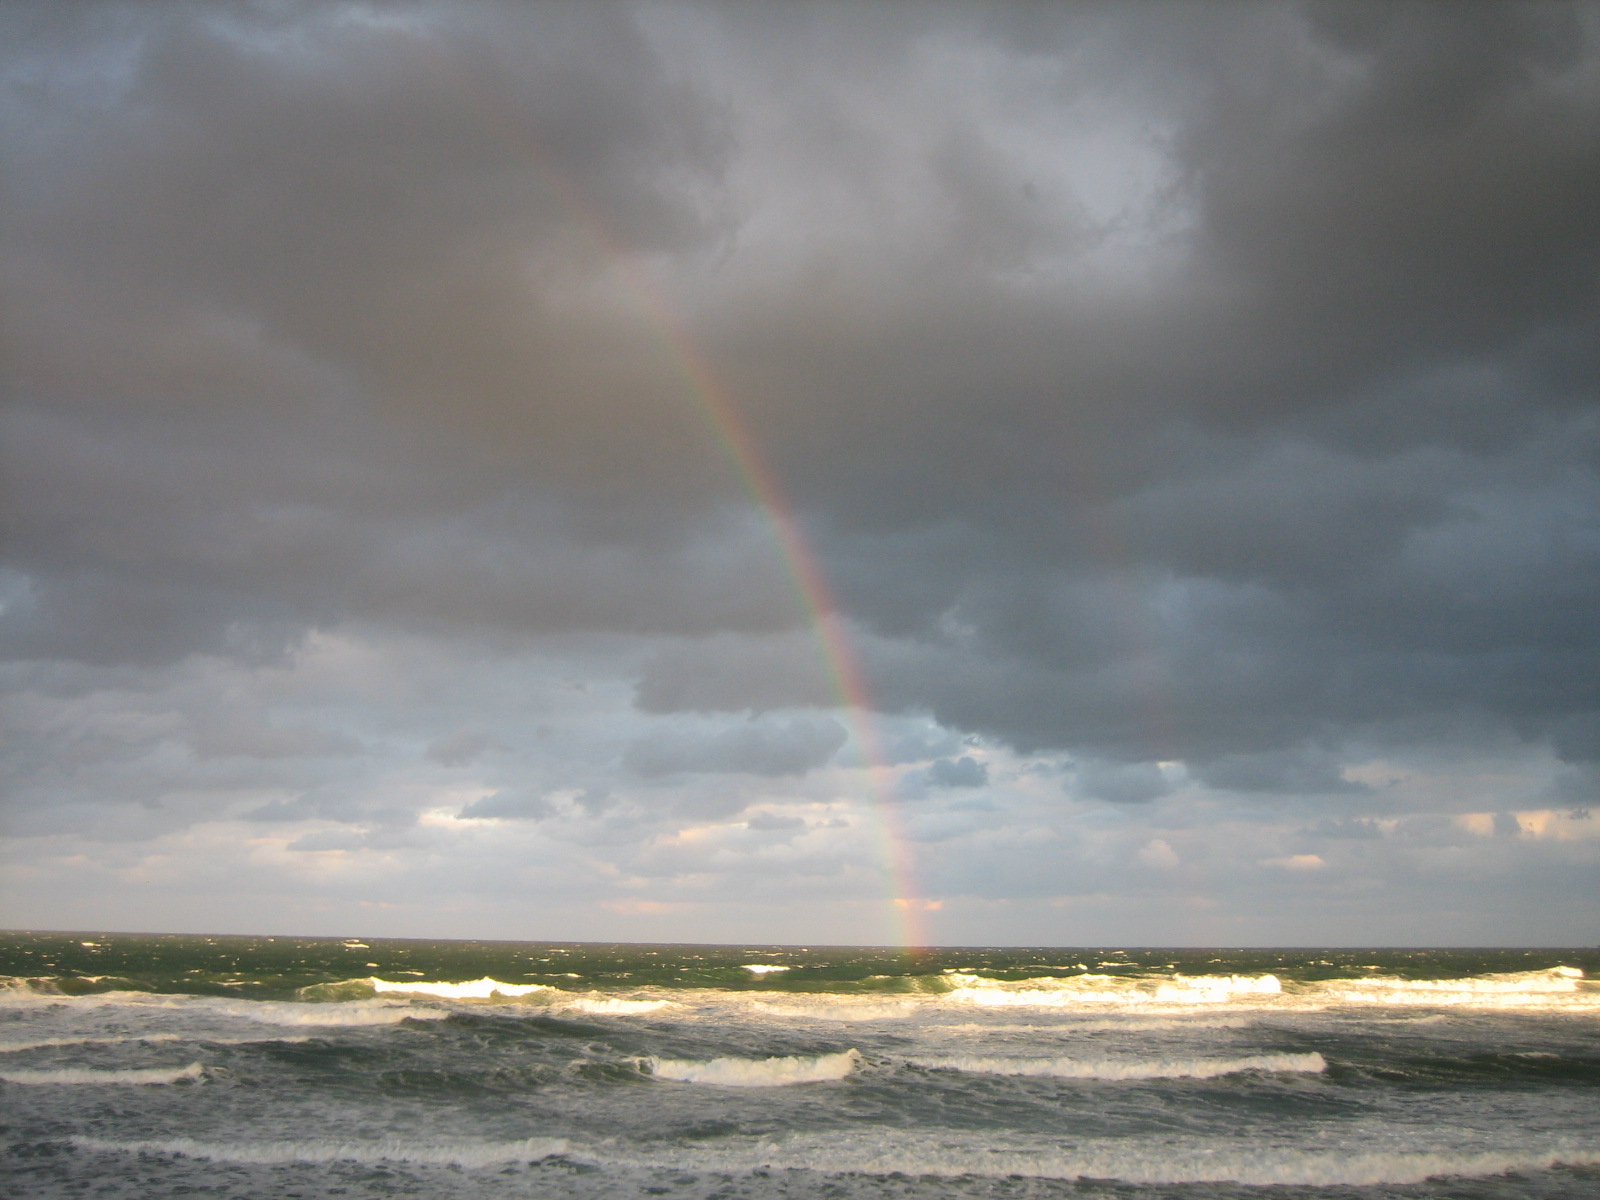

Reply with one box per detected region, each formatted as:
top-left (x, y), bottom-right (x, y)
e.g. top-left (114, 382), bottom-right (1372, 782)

top-left (3, 932), bottom-right (1599, 1199)
top-left (5, 930), bottom-right (1595, 997)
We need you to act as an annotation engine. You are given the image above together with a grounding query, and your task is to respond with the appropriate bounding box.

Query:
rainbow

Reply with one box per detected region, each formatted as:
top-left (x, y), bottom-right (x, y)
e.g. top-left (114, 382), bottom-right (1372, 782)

top-left (421, 47), bottom-right (929, 949)
top-left (630, 274), bottom-right (929, 953)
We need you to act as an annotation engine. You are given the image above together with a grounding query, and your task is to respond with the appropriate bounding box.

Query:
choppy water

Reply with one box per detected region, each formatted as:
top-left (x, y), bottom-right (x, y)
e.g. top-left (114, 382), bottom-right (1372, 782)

top-left (2, 934), bottom-right (1598, 1198)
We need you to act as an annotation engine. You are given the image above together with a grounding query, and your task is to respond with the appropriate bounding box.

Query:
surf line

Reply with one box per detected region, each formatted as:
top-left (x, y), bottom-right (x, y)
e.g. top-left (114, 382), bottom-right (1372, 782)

top-left (418, 45), bottom-right (929, 950)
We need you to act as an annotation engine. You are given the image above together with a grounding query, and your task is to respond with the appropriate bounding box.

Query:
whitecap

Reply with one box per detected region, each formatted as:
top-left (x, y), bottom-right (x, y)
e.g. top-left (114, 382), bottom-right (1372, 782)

top-left (0, 1033), bottom-right (185, 1052)
top-left (931, 1015), bottom-right (1256, 1035)
top-left (906, 1051), bottom-right (1327, 1080)
top-left (944, 973), bottom-right (1282, 1008)
top-left (73, 1135), bottom-right (569, 1167)
top-left (583, 1131), bottom-right (1600, 1187)
top-left (556, 996), bottom-right (672, 1015)
top-left (368, 976), bottom-right (552, 1001)
top-left (754, 1000), bottom-right (918, 1022)
top-left (645, 1048), bottom-right (861, 1086)
top-left (1307, 967), bottom-right (1596, 1009)
top-left (0, 986), bottom-right (443, 1026)
top-left (0, 1062), bottom-right (204, 1085)
top-left (208, 998), bottom-right (446, 1027)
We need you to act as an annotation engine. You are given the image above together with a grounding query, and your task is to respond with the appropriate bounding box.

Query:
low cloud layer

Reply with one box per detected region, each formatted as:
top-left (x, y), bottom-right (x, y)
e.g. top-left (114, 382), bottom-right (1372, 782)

top-left (2, 1), bottom-right (1596, 945)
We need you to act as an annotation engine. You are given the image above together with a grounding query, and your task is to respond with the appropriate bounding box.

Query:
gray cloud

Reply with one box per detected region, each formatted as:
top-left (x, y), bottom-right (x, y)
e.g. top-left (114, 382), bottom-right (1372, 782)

top-left (744, 811), bottom-right (806, 833)
top-left (426, 730), bottom-right (508, 767)
top-left (622, 715), bottom-right (847, 779)
top-left (458, 791), bottom-right (556, 822)
top-left (634, 632), bottom-right (839, 714)
top-left (925, 756), bottom-right (989, 789)
top-left (2, 1), bottom-right (1597, 943)
top-left (1072, 759), bottom-right (1173, 806)
top-left (1193, 748), bottom-right (1368, 796)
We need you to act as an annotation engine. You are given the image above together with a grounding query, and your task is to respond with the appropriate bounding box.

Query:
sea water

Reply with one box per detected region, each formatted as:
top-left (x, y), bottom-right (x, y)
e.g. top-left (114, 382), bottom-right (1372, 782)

top-left (2, 935), bottom-right (1598, 1198)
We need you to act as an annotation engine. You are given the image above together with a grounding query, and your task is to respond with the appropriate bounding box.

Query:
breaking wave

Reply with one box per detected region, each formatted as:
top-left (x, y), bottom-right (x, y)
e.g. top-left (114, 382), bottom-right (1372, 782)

top-left (555, 996), bottom-right (672, 1015)
top-left (0, 984), bottom-right (445, 1027)
top-left (944, 972), bottom-right (1283, 1007)
top-left (849, 1143), bottom-right (1600, 1186)
top-left (367, 977), bottom-right (552, 1001)
top-left (0, 1062), bottom-right (204, 1086)
top-left (934, 1015), bottom-right (1256, 1034)
top-left (0, 1034), bottom-right (185, 1052)
top-left (211, 998), bottom-right (446, 1027)
top-left (926, 967), bottom-right (1596, 1012)
top-left (1313, 967), bottom-right (1596, 1007)
top-left (645, 1049), bottom-right (861, 1086)
top-left (72, 1127), bottom-right (1599, 1185)
top-left (578, 1130), bottom-right (1600, 1186)
top-left (73, 1135), bottom-right (570, 1167)
top-left (906, 1051), bottom-right (1327, 1080)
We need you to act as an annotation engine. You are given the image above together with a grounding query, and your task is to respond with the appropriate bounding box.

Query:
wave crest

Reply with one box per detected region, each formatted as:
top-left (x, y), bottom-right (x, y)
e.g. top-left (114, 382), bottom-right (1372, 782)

top-left (754, 1000), bottom-right (918, 1022)
top-left (217, 998), bottom-right (446, 1027)
top-left (557, 996), bottom-right (671, 1015)
top-left (0, 1062), bottom-right (204, 1085)
top-left (1313, 968), bottom-right (1592, 1007)
top-left (367, 977), bottom-right (553, 1001)
top-left (73, 1135), bottom-right (569, 1167)
top-left (945, 972), bottom-right (1282, 1007)
top-left (908, 1051), bottom-right (1327, 1080)
top-left (645, 1049), bottom-right (861, 1086)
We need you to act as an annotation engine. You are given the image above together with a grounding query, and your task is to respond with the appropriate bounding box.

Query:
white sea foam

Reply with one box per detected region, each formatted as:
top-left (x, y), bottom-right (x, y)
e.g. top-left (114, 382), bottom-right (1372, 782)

top-left (927, 1145), bottom-right (1600, 1187)
top-left (906, 1051), bottom-right (1327, 1080)
top-left (1311, 967), bottom-right (1596, 1008)
top-left (0, 1032), bottom-right (308, 1052)
top-left (0, 1033), bottom-right (185, 1052)
top-left (945, 972), bottom-right (1283, 1007)
top-left (210, 997), bottom-right (447, 1026)
top-left (556, 1132), bottom-right (1600, 1187)
top-left (1057, 1015), bottom-right (1259, 1032)
top-left (754, 1000), bottom-right (918, 1022)
top-left (1327, 967), bottom-right (1582, 994)
top-left (645, 1048), bottom-right (861, 1086)
top-left (929, 968), bottom-right (1599, 1013)
top-left (73, 1135), bottom-right (570, 1167)
top-left (368, 976), bottom-right (552, 1001)
top-left (933, 1015), bottom-right (1256, 1034)
top-left (742, 964), bottom-right (791, 975)
top-left (557, 996), bottom-right (672, 1015)
top-left (0, 1062), bottom-right (204, 1085)
top-left (0, 985), bottom-right (444, 1026)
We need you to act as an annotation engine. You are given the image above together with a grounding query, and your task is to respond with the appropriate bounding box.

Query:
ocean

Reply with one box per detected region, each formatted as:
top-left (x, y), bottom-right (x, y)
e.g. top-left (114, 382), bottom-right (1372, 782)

top-left (1, 935), bottom-right (1597, 1198)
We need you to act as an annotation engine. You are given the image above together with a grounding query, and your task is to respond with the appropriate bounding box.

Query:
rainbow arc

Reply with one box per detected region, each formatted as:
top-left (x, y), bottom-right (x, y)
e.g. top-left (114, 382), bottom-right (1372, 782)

top-left (420, 45), bottom-right (928, 948)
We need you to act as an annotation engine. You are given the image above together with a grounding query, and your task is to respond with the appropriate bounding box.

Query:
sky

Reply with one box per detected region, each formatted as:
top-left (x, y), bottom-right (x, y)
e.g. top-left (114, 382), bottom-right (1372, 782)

top-left (2, 0), bottom-right (1598, 948)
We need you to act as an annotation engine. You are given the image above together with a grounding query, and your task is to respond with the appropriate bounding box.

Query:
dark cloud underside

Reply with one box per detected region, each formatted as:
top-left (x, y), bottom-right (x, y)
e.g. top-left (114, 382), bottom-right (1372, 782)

top-left (2, 0), bottom-right (1597, 943)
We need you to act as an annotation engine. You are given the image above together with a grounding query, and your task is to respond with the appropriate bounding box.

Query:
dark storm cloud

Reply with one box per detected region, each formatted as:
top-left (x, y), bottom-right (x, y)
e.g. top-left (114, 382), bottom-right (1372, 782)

top-left (1192, 748), bottom-right (1367, 796)
top-left (2, 0), bottom-right (1597, 792)
top-left (1, 0), bottom-right (805, 670)
top-left (633, 632), bottom-right (840, 714)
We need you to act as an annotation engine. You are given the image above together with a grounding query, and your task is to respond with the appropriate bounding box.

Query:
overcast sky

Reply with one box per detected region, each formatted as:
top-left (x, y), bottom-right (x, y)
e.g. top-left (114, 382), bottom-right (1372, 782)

top-left (3, 0), bottom-right (1597, 947)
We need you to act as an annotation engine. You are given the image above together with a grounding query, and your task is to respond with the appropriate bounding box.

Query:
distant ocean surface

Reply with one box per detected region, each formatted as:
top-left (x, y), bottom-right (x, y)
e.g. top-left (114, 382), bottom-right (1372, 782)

top-left (3, 935), bottom-right (1598, 1199)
